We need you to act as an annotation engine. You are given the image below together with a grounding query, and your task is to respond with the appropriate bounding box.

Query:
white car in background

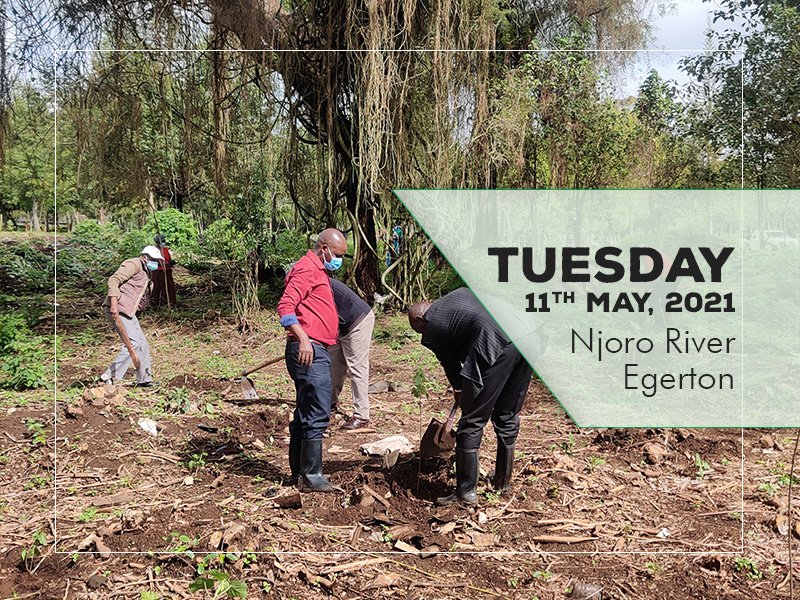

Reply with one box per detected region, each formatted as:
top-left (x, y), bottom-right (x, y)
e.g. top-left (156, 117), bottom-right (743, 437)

top-left (747, 230), bottom-right (800, 249)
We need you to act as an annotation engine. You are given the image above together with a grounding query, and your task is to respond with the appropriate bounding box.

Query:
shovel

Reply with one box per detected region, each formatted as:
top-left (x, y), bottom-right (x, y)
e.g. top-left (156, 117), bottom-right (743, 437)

top-left (420, 397), bottom-right (459, 459)
top-left (240, 355), bottom-right (285, 399)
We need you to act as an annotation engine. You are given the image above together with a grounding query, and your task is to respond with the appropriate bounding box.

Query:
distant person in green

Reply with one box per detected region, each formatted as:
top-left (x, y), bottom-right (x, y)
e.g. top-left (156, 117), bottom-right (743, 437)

top-left (101, 246), bottom-right (163, 387)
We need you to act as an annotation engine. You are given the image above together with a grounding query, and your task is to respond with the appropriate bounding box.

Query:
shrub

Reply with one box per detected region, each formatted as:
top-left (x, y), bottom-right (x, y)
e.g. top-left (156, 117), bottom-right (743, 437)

top-left (265, 229), bottom-right (308, 270)
top-left (71, 220), bottom-right (123, 250)
top-left (201, 218), bottom-right (250, 264)
top-left (143, 208), bottom-right (200, 254)
top-left (117, 229), bottom-right (153, 260)
top-left (0, 244), bottom-right (53, 293)
top-left (0, 313), bottom-right (49, 390)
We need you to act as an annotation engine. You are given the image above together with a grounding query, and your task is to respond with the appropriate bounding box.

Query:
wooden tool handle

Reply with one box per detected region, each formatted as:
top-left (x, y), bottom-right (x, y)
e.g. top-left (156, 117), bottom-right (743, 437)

top-left (437, 397), bottom-right (460, 443)
top-left (112, 313), bottom-right (140, 370)
top-left (241, 355), bottom-right (285, 377)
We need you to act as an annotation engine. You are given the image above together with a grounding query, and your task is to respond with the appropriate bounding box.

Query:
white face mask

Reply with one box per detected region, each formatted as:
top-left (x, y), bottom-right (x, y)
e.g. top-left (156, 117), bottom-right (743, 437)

top-left (145, 260), bottom-right (159, 271)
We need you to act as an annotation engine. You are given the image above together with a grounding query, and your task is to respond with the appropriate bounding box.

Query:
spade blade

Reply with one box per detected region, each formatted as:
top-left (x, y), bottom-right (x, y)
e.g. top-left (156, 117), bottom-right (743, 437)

top-left (240, 376), bottom-right (259, 400)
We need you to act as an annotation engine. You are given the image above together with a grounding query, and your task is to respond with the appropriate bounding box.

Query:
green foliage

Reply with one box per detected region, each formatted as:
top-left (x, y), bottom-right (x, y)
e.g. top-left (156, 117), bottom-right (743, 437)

top-left (411, 368), bottom-right (429, 399)
top-left (20, 529), bottom-right (48, 572)
top-left (157, 387), bottom-right (192, 414)
top-left (201, 218), bottom-right (250, 264)
top-left (165, 532), bottom-right (199, 556)
top-left (145, 208), bottom-right (199, 254)
top-left (0, 244), bottom-right (53, 293)
top-left (693, 454), bottom-right (711, 479)
top-left (733, 557), bottom-right (762, 580)
top-left (266, 230), bottom-right (307, 270)
top-left (183, 452), bottom-right (208, 472)
top-left (78, 505), bottom-right (98, 522)
top-left (118, 229), bottom-right (154, 261)
top-left (0, 313), bottom-right (49, 390)
top-left (25, 419), bottom-right (48, 446)
top-left (71, 220), bottom-right (124, 250)
top-left (189, 571), bottom-right (247, 599)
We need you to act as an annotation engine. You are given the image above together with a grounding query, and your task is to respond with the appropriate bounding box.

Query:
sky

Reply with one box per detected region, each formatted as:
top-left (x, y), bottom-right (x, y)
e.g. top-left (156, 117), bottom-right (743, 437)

top-left (618, 0), bottom-right (742, 97)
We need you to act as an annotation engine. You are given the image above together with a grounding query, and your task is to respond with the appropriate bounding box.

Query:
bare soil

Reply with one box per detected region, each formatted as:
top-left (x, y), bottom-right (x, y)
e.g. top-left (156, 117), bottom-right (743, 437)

top-left (0, 283), bottom-right (798, 599)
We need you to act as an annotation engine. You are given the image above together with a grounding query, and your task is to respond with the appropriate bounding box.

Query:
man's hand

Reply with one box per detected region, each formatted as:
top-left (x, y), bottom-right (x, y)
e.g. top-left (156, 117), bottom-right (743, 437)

top-left (109, 297), bottom-right (119, 318)
top-left (297, 338), bottom-right (314, 366)
top-left (285, 323), bottom-right (314, 366)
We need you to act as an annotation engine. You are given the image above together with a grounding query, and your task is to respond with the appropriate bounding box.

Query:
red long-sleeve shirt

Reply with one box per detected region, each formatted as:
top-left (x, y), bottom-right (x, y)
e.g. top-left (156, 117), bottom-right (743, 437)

top-left (277, 250), bottom-right (338, 346)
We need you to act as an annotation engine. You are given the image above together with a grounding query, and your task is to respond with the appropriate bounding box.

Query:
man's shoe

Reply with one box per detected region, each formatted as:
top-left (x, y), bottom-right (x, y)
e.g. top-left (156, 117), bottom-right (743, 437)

top-left (135, 381), bottom-right (159, 389)
top-left (436, 448), bottom-right (479, 506)
top-left (298, 438), bottom-right (340, 492)
top-left (491, 441), bottom-right (515, 492)
top-left (341, 416), bottom-right (370, 431)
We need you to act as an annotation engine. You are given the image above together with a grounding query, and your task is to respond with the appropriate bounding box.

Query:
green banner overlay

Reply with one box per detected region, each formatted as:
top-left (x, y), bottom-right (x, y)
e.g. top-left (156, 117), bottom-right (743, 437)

top-left (394, 190), bottom-right (800, 428)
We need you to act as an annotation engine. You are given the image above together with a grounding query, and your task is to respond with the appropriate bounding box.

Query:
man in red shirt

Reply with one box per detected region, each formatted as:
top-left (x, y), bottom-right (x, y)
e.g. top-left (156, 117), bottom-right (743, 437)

top-left (278, 228), bottom-right (347, 492)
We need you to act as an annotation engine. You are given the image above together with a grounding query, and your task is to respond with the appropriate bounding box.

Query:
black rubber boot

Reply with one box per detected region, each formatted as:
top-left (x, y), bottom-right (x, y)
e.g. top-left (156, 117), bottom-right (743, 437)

top-left (437, 448), bottom-right (479, 506)
top-left (287, 432), bottom-right (301, 485)
top-left (298, 438), bottom-right (338, 492)
top-left (491, 441), bottom-right (515, 492)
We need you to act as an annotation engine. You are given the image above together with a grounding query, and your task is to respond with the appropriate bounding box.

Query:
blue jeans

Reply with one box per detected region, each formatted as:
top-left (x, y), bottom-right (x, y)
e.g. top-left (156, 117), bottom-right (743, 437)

top-left (286, 340), bottom-right (333, 440)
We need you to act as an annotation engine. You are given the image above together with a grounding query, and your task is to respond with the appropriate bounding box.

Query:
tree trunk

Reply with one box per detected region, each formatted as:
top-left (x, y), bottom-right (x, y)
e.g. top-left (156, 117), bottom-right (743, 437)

top-left (211, 27), bottom-right (230, 201)
top-left (30, 200), bottom-right (41, 231)
top-left (346, 184), bottom-right (380, 300)
top-left (0, 0), bottom-right (7, 166)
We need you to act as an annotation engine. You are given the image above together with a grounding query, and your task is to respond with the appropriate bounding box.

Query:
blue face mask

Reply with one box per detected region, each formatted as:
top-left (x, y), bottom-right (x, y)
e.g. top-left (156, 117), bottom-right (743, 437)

top-left (323, 247), bottom-right (343, 271)
top-left (145, 260), bottom-right (159, 271)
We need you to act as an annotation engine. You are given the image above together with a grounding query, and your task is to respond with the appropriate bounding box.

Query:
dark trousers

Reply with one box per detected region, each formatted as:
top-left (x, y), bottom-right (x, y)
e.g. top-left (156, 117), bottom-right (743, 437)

top-left (286, 341), bottom-right (333, 440)
top-left (151, 269), bottom-right (176, 308)
top-left (457, 344), bottom-right (532, 450)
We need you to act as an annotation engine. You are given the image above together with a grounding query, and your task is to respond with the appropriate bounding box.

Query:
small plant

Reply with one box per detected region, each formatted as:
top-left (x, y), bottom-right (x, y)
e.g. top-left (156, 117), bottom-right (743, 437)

top-left (183, 452), bottom-right (208, 472)
top-left (586, 456), bottom-right (606, 472)
top-left (166, 532), bottom-right (199, 556)
top-left (261, 581), bottom-right (272, 593)
top-left (25, 419), bottom-right (48, 447)
top-left (531, 570), bottom-right (552, 581)
top-left (140, 592), bottom-right (160, 600)
top-left (23, 474), bottom-right (51, 490)
top-left (483, 490), bottom-right (501, 503)
top-left (411, 368), bottom-right (429, 399)
top-left (20, 529), bottom-right (47, 572)
top-left (189, 571), bottom-right (247, 599)
top-left (379, 524), bottom-right (394, 544)
top-left (158, 387), bottom-right (192, 414)
top-left (560, 433), bottom-right (576, 455)
top-left (733, 557), bottom-right (762, 580)
top-left (693, 454), bottom-right (711, 479)
top-left (507, 577), bottom-right (519, 588)
top-left (758, 482), bottom-right (779, 498)
top-left (78, 505), bottom-right (98, 522)
top-left (644, 561), bottom-right (661, 577)
top-left (777, 472), bottom-right (800, 487)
